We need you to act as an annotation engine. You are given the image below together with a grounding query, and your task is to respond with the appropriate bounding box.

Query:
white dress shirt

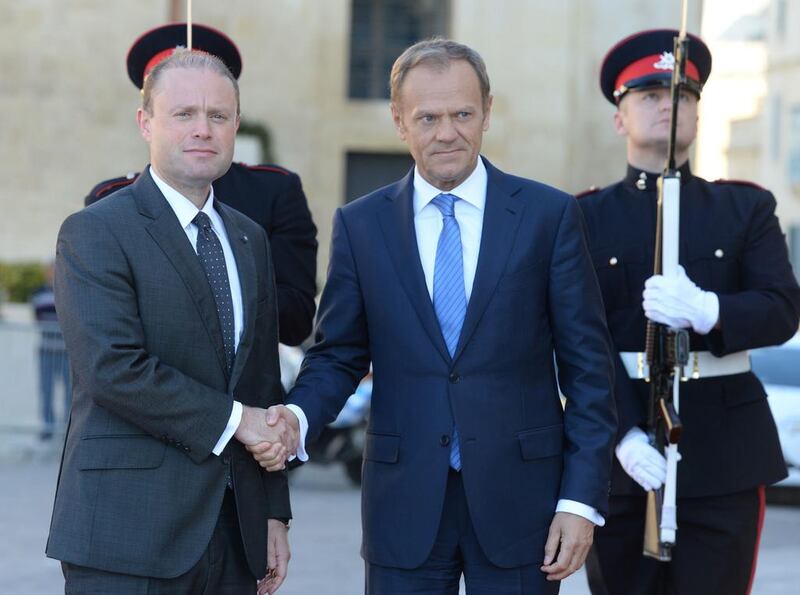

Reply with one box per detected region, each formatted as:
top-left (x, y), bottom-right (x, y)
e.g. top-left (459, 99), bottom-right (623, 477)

top-left (288, 158), bottom-right (603, 525)
top-left (150, 167), bottom-right (243, 455)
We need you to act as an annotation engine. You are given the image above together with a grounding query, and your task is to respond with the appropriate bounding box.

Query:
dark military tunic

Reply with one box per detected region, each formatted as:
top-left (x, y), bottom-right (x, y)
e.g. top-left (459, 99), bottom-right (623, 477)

top-left (579, 162), bottom-right (799, 498)
top-left (86, 162), bottom-right (318, 346)
top-left (578, 163), bottom-right (800, 595)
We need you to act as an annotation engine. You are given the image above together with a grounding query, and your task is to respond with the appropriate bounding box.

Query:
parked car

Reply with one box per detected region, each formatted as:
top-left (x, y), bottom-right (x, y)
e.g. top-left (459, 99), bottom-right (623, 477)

top-left (751, 334), bottom-right (800, 502)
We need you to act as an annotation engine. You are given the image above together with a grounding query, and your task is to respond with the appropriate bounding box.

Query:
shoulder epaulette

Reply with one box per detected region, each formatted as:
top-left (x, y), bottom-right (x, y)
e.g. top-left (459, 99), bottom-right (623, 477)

top-left (575, 186), bottom-right (601, 199)
top-left (238, 163), bottom-right (291, 176)
top-left (93, 174), bottom-right (139, 199)
top-left (712, 179), bottom-right (766, 191)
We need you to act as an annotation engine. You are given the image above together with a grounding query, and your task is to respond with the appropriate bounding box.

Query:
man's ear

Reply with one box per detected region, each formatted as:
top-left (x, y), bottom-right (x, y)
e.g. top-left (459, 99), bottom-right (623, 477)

top-left (390, 103), bottom-right (406, 141)
top-left (137, 108), bottom-right (152, 142)
top-left (612, 108), bottom-right (627, 138)
top-left (482, 94), bottom-right (493, 132)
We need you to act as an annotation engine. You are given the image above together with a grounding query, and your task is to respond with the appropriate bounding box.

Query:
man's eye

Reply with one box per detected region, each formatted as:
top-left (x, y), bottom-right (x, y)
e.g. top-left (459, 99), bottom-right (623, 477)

top-left (211, 114), bottom-right (227, 121)
top-left (457, 111), bottom-right (471, 119)
top-left (421, 115), bottom-right (435, 123)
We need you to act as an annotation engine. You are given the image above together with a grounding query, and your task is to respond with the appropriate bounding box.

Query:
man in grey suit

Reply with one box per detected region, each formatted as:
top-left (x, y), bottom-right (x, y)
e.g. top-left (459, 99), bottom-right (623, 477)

top-left (46, 49), bottom-right (295, 594)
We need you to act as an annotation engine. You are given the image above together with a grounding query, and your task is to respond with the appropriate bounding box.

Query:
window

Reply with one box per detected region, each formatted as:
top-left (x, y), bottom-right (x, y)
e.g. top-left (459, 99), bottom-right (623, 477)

top-left (770, 95), bottom-right (782, 161)
top-left (344, 152), bottom-right (415, 203)
top-left (789, 104), bottom-right (800, 185)
top-left (775, 0), bottom-right (787, 41)
top-left (349, 0), bottom-right (450, 100)
top-left (790, 226), bottom-right (800, 279)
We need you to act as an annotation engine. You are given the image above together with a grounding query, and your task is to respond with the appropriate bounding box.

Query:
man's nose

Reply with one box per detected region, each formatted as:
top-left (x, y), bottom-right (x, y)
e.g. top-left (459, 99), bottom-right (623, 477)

top-left (435, 117), bottom-right (458, 142)
top-left (193, 116), bottom-right (212, 138)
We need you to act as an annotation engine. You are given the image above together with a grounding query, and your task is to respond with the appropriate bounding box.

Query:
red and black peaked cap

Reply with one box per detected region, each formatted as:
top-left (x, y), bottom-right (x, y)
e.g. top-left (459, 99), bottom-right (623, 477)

top-left (126, 22), bottom-right (242, 89)
top-left (600, 29), bottom-right (712, 105)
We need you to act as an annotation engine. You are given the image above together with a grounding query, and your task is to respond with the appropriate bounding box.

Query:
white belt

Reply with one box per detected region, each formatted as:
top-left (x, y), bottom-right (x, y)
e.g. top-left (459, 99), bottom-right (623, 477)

top-left (619, 350), bottom-right (751, 380)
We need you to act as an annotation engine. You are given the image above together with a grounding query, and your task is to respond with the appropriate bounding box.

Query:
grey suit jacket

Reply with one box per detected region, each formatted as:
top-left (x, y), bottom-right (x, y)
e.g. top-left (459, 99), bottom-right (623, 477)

top-left (46, 167), bottom-right (289, 579)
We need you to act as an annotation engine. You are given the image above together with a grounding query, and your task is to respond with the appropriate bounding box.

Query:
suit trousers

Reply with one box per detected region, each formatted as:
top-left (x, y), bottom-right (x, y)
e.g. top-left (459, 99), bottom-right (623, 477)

top-left (62, 489), bottom-right (255, 595)
top-left (365, 469), bottom-right (560, 595)
top-left (585, 487), bottom-right (764, 595)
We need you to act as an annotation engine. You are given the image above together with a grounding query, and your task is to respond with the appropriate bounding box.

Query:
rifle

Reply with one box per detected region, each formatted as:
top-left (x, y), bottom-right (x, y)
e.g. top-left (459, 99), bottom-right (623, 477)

top-left (643, 0), bottom-right (692, 562)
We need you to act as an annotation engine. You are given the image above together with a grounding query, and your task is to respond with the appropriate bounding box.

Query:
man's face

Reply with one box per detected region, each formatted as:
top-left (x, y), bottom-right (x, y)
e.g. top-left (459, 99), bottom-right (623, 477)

top-left (391, 60), bottom-right (492, 191)
top-left (137, 67), bottom-right (239, 193)
top-left (614, 86), bottom-right (698, 154)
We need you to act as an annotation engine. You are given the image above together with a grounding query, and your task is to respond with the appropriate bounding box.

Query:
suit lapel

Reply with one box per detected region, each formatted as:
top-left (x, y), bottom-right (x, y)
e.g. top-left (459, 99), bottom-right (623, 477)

top-left (453, 161), bottom-right (525, 361)
top-left (135, 169), bottom-right (230, 379)
top-left (377, 170), bottom-right (451, 363)
top-left (217, 203), bottom-right (257, 391)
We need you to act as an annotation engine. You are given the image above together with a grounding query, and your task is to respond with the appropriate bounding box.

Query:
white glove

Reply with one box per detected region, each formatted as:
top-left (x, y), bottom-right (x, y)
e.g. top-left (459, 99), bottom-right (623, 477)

top-left (615, 427), bottom-right (667, 491)
top-left (642, 265), bottom-right (719, 335)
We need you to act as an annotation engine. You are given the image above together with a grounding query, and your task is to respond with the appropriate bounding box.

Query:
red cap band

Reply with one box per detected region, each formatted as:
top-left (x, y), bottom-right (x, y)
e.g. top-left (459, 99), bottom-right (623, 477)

top-left (143, 48), bottom-right (181, 81)
top-left (143, 46), bottom-right (211, 82)
top-left (614, 53), bottom-right (700, 94)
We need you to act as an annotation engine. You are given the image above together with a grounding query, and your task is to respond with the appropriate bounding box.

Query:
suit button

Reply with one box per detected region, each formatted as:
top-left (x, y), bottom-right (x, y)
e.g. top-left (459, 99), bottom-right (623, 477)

top-left (449, 372), bottom-right (460, 384)
top-left (440, 435), bottom-right (451, 447)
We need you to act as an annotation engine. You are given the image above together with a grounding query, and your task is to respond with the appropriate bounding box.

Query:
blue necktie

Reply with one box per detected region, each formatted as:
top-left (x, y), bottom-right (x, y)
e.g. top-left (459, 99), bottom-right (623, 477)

top-left (431, 193), bottom-right (466, 471)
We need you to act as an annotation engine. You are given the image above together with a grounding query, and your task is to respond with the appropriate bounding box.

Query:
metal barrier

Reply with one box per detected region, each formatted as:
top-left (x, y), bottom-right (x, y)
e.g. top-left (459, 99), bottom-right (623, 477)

top-left (0, 320), bottom-right (71, 440)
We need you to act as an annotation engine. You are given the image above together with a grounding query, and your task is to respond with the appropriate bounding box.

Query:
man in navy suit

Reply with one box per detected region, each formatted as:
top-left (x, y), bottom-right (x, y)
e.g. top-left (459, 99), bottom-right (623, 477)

top-left (253, 38), bottom-right (617, 594)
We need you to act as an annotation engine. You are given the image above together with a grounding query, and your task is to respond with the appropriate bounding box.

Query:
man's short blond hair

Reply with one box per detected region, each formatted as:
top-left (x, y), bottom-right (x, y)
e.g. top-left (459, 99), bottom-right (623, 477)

top-left (141, 49), bottom-right (240, 115)
top-left (389, 38), bottom-right (491, 107)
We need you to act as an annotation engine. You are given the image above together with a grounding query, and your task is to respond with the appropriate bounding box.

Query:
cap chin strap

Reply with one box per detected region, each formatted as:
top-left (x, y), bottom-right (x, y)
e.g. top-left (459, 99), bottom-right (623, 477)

top-left (614, 76), bottom-right (702, 103)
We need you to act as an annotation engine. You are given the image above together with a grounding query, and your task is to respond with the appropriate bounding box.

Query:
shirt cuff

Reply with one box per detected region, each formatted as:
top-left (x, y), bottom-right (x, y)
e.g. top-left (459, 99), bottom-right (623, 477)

top-left (556, 499), bottom-right (605, 527)
top-left (212, 400), bottom-right (243, 456)
top-left (285, 404), bottom-right (309, 462)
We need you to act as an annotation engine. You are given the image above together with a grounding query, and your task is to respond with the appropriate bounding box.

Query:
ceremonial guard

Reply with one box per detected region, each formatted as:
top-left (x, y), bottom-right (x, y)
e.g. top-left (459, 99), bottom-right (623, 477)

top-left (86, 23), bottom-right (317, 346)
top-left (579, 29), bottom-right (800, 595)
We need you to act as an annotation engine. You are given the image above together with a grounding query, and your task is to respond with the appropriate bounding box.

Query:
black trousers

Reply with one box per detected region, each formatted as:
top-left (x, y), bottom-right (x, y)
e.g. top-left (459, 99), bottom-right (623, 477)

top-left (62, 490), bottom-right (255, 595)
top-left (586, 487), bottom-right (764, 595)
top-left (366, 469), bottom-right (560, 595)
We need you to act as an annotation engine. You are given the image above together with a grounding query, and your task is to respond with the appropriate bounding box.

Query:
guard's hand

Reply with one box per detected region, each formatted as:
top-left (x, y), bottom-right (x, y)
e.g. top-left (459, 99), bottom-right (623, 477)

top-left (643, 265), bottom-right (719, 334)
top-left (257, 519), bottom-right (290, 594)
top-left (615, 427), bottom-right (666, 491)
top-left (541, 512), bottom-right (594, 581)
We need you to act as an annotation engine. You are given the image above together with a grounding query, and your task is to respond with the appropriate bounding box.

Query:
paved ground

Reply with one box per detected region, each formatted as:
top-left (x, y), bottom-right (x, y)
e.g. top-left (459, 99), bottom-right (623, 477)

top-left (1, 447), bottom-right (798, 595)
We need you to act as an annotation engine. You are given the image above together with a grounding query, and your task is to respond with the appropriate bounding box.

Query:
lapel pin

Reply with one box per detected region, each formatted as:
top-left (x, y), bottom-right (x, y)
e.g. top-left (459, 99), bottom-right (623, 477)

top-left (240, 234), bottom-right (248, 243)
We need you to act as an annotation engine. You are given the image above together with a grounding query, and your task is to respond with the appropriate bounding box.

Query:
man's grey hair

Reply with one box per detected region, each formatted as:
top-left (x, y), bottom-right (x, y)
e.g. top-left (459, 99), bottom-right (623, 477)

top-left (141, 48), bottom-right (240, 115)
top-left (389, 38), bottom-right (491, 107)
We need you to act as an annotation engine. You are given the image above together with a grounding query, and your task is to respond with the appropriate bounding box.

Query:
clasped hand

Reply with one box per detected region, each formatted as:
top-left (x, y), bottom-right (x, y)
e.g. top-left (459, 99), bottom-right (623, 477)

top-left (642, 265), bottom-right (719, 334)
top-left (235, 405), bottom-right (300, 471)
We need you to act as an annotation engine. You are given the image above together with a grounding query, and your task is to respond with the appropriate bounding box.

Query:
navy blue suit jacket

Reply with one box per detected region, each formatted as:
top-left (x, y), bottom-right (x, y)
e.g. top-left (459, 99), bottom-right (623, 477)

top-left (289, 159), bottom-right (617, 569)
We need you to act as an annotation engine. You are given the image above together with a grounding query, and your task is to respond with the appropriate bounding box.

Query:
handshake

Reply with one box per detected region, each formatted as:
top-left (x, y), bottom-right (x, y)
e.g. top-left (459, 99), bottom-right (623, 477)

top-left (234, 405), bottom-right (301, 472)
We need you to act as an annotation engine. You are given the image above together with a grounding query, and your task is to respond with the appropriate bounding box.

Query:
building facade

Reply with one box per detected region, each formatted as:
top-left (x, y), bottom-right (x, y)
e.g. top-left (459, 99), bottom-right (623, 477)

top-left (1, 0), bottom-right (702, 280)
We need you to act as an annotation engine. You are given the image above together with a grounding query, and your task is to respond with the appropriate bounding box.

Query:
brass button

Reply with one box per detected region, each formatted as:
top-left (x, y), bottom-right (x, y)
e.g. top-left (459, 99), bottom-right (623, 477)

top-left (714, 249), bottom-right (724, 258)
top-left (609, 257), bottom-right (619, 266)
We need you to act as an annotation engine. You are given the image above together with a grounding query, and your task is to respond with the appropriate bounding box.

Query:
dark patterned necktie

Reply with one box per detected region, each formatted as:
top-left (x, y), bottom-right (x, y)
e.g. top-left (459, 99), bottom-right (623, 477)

top-left (193, 212), bottom-right (235, 372)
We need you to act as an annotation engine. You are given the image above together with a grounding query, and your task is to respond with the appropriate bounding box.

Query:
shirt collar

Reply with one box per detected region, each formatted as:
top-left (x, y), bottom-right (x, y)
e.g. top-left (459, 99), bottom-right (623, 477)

top-left (413, 157), bottom-right (487, 215)
top-left (149, 165), bottom-right (217, 230)
top-left (624, 160), bottom-right (694, 192)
